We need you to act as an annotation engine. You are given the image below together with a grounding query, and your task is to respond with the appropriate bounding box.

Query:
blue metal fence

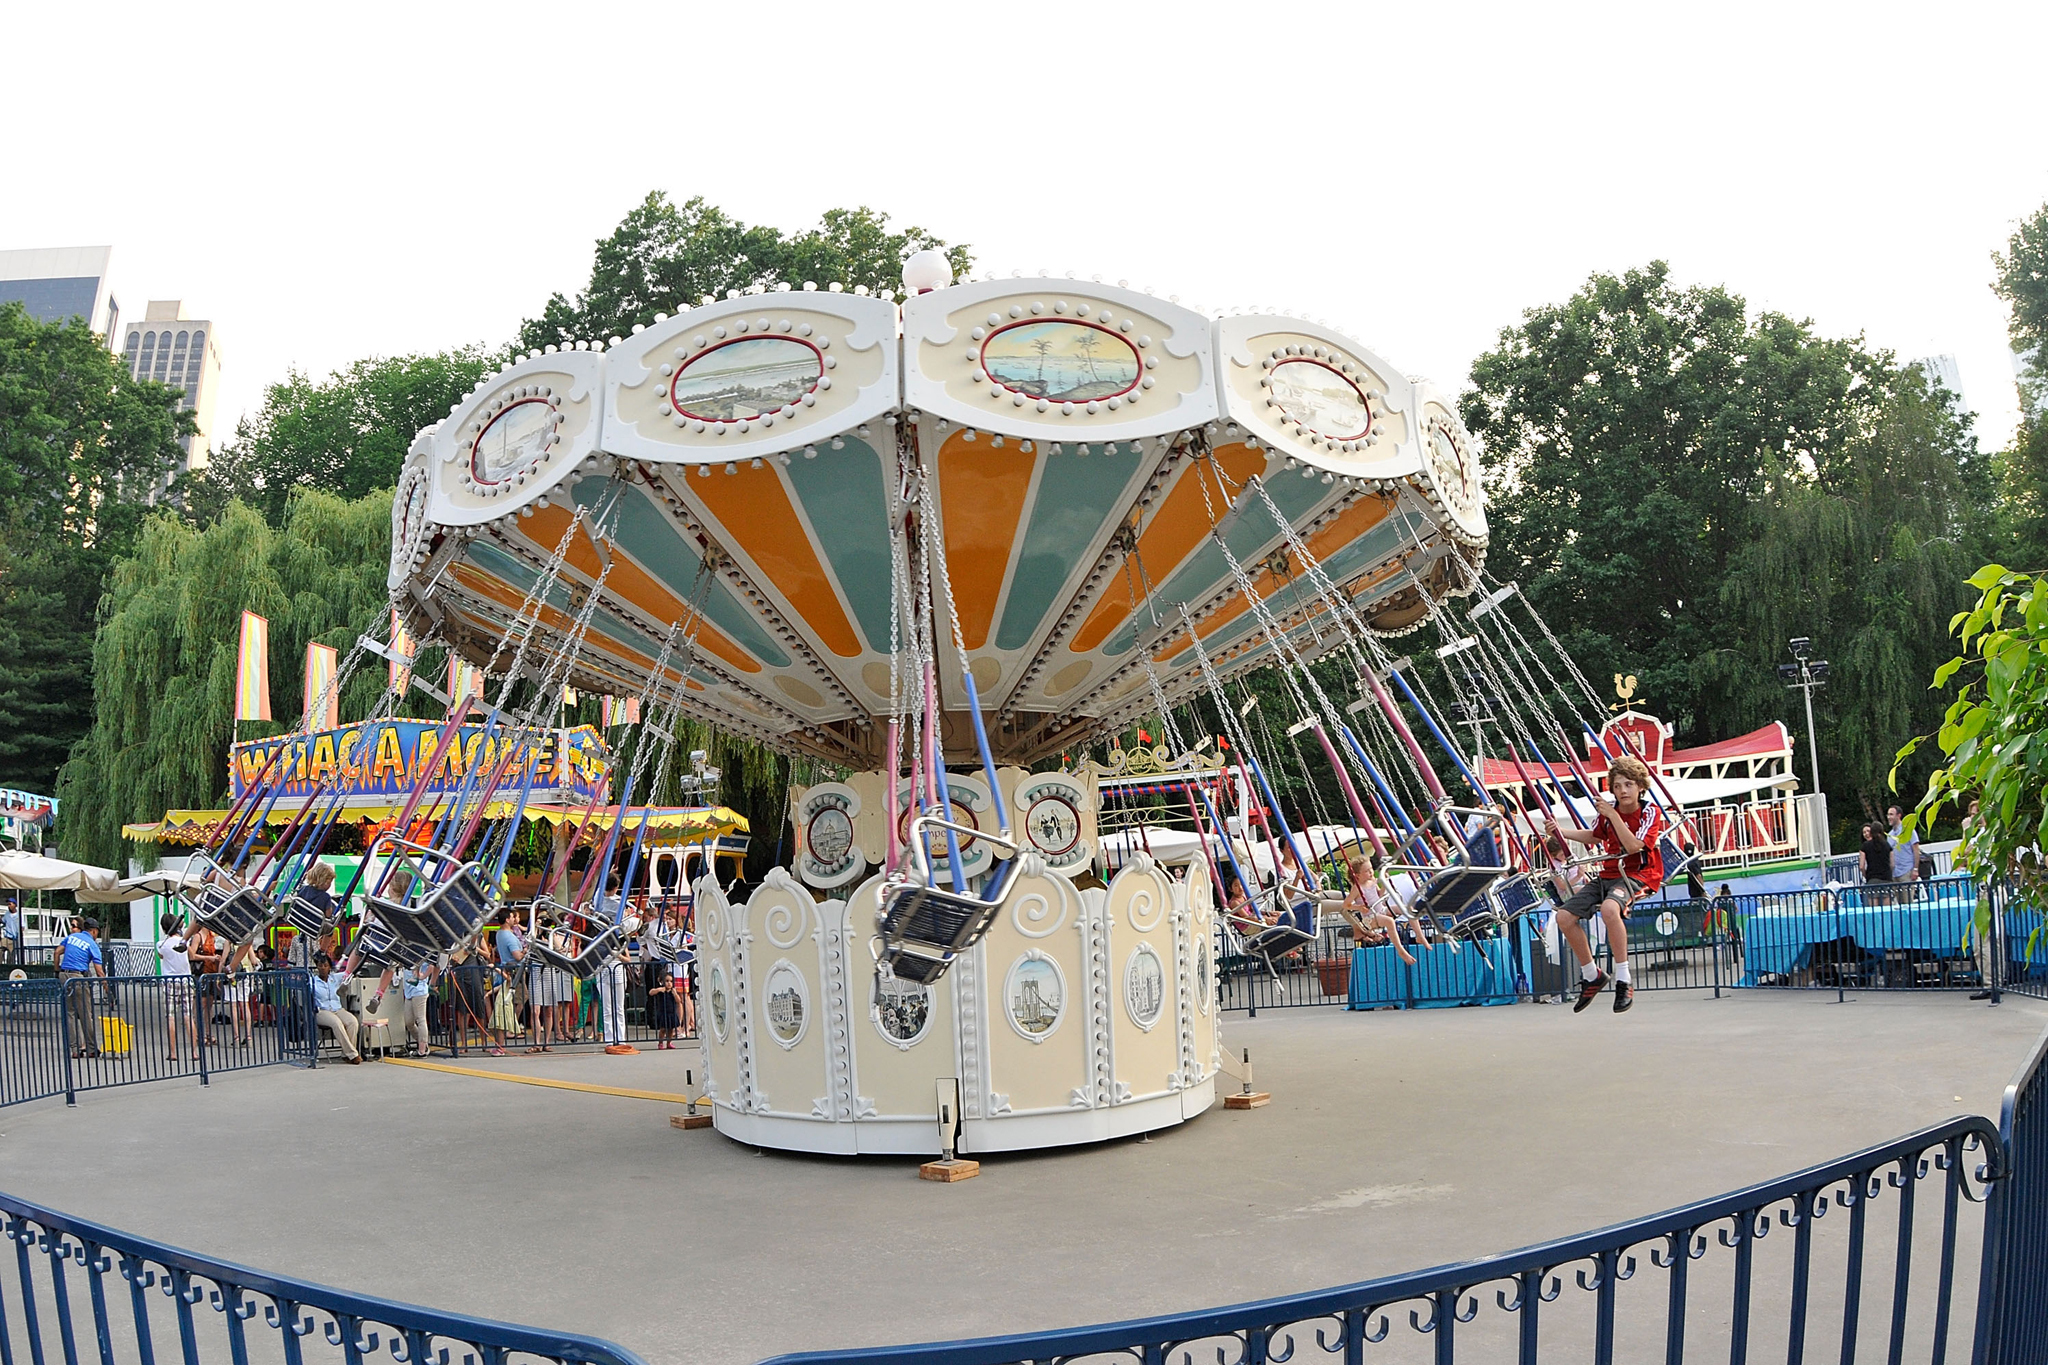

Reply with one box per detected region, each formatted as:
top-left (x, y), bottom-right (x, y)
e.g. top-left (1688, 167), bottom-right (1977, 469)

top-left (1226, 875), bottom-right (2024, 1011)
top-left (1974, 1021), bottom-right (2048, 1362)
top-left (0, 971), bottom-right (315, 1108)
top-left (0, 1189), bottom-right (647, 1365)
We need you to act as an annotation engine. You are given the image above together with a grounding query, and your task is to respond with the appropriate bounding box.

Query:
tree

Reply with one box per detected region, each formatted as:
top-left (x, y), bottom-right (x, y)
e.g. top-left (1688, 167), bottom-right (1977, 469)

top-left (199, 349), bottom-right (495, 523)
top-left (516, 194), bottom-right (974, 350)
top-left (1717, 368), bottom-right (1988, 824)
top-left (55, 491), bottom-right (398, 867)
top-left (1993, 202), bottom-right (2048, 570)
top-left (0, 302), bottom-right (190, 794)
top-left (1460, 263), bottom-right (1984, 837)
top-left (1898, 566), bottom-right (2048, 894)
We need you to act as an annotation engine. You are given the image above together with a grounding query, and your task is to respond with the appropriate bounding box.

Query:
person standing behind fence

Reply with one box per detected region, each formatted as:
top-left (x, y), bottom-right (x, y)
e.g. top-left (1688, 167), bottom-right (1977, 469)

top-left (157, 913), bottom-right (198, 1062)
top-left (1888, 806), bottom-right (1920, 889)
top-left (2, 899), bottom-right (19, 965)
top-left (1861, 823), bottom-right (1892, 886)
top-left (188, 924), bottom-right (224, 1046)
top-left (59, 916), bottom-right (105, 1058)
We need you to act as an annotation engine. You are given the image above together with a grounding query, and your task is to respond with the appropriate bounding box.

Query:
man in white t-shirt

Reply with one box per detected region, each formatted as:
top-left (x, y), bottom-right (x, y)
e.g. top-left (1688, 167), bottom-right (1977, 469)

top-left (156, 912), bottom-right (198, 1063)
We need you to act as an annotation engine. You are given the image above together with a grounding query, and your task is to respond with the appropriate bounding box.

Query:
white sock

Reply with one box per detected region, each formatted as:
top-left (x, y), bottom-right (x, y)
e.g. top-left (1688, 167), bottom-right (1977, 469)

top-left (1614, 962), bottom-right (1631, 984)
top-left (1581, 962), bottom-right (1599, 982)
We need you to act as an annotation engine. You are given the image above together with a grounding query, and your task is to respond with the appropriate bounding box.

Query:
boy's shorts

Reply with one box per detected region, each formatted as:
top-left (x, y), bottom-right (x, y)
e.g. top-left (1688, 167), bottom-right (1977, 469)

top-left (1560, 876), bottom-right (1642, 920)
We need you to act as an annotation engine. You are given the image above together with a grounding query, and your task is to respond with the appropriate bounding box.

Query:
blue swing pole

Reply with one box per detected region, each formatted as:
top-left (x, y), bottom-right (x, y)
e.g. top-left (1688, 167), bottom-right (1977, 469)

top-left (1383, 666), bottom-right (1491, 803)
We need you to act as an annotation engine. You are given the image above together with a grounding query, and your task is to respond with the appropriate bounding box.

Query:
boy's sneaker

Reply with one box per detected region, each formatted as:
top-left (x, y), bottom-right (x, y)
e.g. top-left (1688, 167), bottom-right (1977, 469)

top-left (1613, 981), bottom-right (1635, 1013)
top-left (1572, 970), bottom-right (1611, 1013)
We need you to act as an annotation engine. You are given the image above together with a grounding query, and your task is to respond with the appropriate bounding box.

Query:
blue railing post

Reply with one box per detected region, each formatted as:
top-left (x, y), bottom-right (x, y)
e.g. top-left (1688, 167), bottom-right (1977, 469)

top-left (59, 978), bottom-right (76, 1107)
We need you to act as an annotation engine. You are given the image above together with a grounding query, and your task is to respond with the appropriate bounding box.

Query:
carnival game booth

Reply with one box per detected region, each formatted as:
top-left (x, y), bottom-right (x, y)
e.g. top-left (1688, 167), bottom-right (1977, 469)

top-left (386, 257), bottom-right (1494, 1154)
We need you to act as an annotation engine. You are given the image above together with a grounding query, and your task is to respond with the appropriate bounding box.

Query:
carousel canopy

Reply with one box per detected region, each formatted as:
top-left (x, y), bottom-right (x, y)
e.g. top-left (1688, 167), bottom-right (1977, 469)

top-left (389, 276), bottom-right (1489, 769)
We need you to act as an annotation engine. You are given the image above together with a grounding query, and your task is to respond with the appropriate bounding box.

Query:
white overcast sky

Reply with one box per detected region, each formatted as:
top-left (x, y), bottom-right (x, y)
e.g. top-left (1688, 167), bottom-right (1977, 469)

top-left (8, 0), bottom-right (2044, 452)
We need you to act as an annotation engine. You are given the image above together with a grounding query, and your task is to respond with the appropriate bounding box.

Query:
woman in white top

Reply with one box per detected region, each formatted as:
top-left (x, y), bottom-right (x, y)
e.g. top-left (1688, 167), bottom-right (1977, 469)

top-left (156, 912), bottom-right (198, 1062)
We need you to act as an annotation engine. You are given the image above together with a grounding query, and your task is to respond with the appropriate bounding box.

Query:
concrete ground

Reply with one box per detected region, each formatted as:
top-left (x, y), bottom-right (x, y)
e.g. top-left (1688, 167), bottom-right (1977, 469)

top-left (2, 989), bottom-right (2043, 1365)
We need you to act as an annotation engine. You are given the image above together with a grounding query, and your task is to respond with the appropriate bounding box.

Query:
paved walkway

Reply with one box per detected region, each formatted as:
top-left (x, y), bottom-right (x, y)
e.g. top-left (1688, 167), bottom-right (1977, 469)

top-left (1, 989), bottom-right (2041, 1364)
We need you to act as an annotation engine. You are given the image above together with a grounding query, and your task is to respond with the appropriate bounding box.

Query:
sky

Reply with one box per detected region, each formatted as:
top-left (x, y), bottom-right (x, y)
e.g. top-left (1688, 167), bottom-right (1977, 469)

top-left (8, 0), bottom-right (2044, 452)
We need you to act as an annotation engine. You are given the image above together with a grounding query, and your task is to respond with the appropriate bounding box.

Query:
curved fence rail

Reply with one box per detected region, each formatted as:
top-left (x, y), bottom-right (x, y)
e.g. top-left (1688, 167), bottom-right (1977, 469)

top-left (0, 1191), bottom-right (649, 1365)
top-left (1975, 1020), bottom-right (2048, 1364)
top-left (762, 1116), bottom-right (2012, 1365)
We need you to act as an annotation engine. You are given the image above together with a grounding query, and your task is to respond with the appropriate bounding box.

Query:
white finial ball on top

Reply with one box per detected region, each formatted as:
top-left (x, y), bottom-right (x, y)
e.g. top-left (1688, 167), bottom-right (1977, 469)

top-left (901, 249), bottom-right (953, 295)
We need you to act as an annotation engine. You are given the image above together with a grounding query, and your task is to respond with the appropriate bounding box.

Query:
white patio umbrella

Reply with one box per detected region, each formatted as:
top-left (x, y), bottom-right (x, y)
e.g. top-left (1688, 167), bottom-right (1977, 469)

top-left (0, 850), bottom-right (143, 902)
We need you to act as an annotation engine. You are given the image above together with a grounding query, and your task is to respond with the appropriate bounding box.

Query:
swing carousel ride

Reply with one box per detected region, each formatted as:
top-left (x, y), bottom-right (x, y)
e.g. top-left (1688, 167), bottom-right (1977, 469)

top-left (174, 255), bottom-right (1699, 1157)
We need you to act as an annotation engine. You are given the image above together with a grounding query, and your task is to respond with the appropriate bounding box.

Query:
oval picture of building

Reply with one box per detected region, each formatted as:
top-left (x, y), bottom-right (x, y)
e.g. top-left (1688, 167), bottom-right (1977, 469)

top-left (671, 337), bottom-right (824, 422)
top-left (1269, 359), bottom-right (1370, 440)
top-left (472, 398), bottom-right (555, 483)
top-left (981, 321), bottom-right (1139, 402)
top-left (764, 961), bottom-right (809, 1046)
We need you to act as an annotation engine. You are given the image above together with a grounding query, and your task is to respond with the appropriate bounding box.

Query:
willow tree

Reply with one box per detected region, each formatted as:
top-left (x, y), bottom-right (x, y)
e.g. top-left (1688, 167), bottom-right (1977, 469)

top-left (56, 491), bottom-right (396, 866)
top-left (1716, 369), bottom-right (1990, 828)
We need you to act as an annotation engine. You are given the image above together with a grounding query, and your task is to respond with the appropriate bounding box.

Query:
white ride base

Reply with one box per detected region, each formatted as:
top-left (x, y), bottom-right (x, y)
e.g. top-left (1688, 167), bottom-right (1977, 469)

top-left (694, 853), bottom-right (1223, 1156)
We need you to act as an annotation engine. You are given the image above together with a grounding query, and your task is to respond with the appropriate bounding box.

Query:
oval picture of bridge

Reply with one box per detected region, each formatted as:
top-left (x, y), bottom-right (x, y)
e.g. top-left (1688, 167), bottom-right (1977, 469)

top-left (981, 320), bottom-right (1139, 402)
top-left (671, 337), bottom-right (824, 422)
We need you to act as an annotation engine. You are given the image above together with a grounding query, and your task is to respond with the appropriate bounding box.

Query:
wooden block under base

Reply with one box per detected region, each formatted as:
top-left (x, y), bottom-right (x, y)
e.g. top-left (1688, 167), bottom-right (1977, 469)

top-left (919, 1158), bottom-right (980, 1182)
top-left (671, 1112), bottom-right (713, 1130)
top-left (1224, 1091), bottom-right (1272, 1110)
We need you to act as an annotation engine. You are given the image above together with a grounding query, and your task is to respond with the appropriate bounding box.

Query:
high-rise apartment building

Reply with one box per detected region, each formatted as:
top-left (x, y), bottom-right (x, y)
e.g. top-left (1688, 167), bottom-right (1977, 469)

top-left (0, 245), bottom-right (120, 336)
top-left (121, 301), bottom-right (222, 470)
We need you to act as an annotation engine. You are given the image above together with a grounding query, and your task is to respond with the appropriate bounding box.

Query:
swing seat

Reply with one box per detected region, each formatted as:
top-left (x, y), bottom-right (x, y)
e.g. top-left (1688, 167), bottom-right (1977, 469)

top-left (1245, 896), bottom-right (1317, 957)
top-left (875, 816), bottom-right (1023, 987)
top-left (189, 882), bottom-right (272, 944)
top-left (877, 870), bottom-right (1016, 986)
top-left (353, 923), bottom-right (402, 970)
top-left (278, 893), bottom-right (331, 938)
top-left (365, 837), bottom-right (496, 956)
top-left (529, 921), bottom-right (625, 979)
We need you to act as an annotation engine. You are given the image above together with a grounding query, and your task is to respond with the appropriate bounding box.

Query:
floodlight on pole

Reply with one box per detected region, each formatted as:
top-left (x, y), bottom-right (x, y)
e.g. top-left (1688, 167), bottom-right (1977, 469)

top-left (1781, 639), bottom-right (1830, 851)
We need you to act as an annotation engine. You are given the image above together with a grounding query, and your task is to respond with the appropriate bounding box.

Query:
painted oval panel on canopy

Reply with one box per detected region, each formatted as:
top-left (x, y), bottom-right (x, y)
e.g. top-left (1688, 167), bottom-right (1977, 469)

top-left (670, 337), bottom-right (824, 422)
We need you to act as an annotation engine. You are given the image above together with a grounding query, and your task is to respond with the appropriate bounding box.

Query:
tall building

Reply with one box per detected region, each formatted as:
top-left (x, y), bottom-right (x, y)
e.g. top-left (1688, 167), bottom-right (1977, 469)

top-left (1913, 354), bottom-right (1970, 424)
top-left (0, 245), bottom-right (120, 336)
top-left (121, 301), bottom-right (222, 470)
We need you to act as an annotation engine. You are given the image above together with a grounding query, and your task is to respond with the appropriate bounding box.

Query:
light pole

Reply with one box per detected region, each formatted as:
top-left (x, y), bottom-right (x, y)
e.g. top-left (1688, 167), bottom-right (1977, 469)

top-left (1777, 638), bottom-right (1831, 855)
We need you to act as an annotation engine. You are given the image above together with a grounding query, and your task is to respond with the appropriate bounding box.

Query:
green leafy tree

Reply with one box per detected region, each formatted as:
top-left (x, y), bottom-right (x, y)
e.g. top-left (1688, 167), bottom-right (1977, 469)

top-left (199, 349), bottom-right (495, 523)
top-left (1462, 263), bottom-right (1986, 837)
top-left (517, 194), bottom-right (974, 350)
top-left (0, 302), bottom-right (190, 793)
top-left (1993, 202), bottom-right (2048, 569)
top-left (1717, 368), bottom-right (1988, 825)
top-left (1898, 566), bottom-right (2048, 895)
top-left (56, 491), bottom-right (398, 867)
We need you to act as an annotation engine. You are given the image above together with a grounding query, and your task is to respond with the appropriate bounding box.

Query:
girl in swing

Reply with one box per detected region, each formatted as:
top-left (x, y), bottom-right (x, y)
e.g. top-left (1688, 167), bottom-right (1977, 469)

top-left (1544, 753), bottom-right (1663, 1014)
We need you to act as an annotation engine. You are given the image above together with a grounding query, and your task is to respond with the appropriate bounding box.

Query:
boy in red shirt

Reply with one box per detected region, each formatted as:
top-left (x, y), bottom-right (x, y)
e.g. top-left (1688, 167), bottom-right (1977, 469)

top-left (1545, 754), bottom-right (1664, 1014)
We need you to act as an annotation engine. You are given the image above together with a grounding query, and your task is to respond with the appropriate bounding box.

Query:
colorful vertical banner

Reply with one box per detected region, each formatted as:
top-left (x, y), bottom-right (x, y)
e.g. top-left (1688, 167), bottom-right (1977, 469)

top-left (600, 695), bottom-right (613, 728)
top-left (304, 641), bottom-right (339, 731)
top-left (389, 609), bottom-right (413, 694)
top-left (622, 697), bottom-right (641, 725)
top-left (234, 611), bottom-right (272, 721)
